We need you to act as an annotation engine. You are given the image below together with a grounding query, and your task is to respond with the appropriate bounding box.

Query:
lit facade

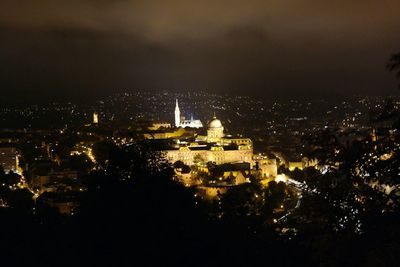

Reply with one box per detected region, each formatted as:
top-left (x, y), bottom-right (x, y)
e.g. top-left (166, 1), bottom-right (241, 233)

top-left (93, 112), bottom-right (99, 124)
top-left (165, 116), bottom-right (253, 166)
top-left (175, 99), bottom-right (180, 127)
top-left (174, 99), bottom-right (203, 128)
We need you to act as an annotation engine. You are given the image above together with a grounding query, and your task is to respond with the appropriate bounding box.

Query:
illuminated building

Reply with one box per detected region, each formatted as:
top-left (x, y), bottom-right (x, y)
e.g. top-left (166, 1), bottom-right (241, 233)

top-left (165, 116), bottom-right (253, 166)
top-left (175, 99), bottom-right (180, 127)
top-left (254, 156), bottom-right (278, 178)
top-left (93, 112), bottom-right (99, 124)
top-left (174, 99), bottom-right (203, 128)
top-left (148, 122), bottom-right (172, 131)
top-left (288, 161), bottom-right (304, 171)
top-left (144, 128), bottom-right (187, 139)
top-left (206, 116), bottom-right (224, 142)
top-left (287, 157), bottom-right (318, 171)
top-left (371, 128), bottom-right (377, 142)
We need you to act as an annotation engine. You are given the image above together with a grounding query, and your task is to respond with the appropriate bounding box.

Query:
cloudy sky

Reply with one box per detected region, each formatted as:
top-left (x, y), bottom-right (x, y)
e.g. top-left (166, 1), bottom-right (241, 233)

top-left (1, 0), bottom-right (399, 100)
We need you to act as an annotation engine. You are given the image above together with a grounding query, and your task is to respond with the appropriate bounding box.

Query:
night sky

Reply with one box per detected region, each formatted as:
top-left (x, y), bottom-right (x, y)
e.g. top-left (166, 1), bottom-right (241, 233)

top-left (1, 0), bottom-right (399, 100)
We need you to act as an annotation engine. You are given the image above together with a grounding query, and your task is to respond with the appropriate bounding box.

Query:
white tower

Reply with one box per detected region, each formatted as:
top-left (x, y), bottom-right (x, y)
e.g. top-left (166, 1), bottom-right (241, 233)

top-left (93, 112), bottom-right (99, 124)
top-left (174, 99), bottom-right (181, 127)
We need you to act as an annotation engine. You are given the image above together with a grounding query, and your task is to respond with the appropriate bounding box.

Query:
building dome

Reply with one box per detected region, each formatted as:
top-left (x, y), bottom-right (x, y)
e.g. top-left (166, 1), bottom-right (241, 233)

top-left (209, 117), bottom-right (222, 129)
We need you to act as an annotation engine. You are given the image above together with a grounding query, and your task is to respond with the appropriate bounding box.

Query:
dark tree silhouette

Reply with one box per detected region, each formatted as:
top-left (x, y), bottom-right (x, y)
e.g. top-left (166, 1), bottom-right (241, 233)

top-left (388, 52), bottom-right (400, 87)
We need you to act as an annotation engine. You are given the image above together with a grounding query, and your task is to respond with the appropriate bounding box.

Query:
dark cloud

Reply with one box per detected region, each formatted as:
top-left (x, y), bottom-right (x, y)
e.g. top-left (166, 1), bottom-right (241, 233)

top-left (0, 1), bottom-right (399, 100)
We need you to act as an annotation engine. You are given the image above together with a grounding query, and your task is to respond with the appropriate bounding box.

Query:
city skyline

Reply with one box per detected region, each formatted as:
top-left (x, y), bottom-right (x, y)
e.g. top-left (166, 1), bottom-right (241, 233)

top-left (1, 2), bottom-right (400, 266)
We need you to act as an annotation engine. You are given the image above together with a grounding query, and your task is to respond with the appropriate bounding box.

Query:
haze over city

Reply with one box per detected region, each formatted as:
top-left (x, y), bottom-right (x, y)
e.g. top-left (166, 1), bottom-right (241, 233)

top-left (1, 0), bottom-right (400, 101)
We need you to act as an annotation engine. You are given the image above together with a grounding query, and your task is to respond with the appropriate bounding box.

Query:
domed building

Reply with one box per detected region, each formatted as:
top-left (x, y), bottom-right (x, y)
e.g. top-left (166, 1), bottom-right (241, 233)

top-left (207, 116), bottom-right (224, 142)
top-left (209, 117), bottom-right (222, 128)
top-left (164, 111), bottom-right (253, 169)
top-left (155, 103), bottom-right (277, 187)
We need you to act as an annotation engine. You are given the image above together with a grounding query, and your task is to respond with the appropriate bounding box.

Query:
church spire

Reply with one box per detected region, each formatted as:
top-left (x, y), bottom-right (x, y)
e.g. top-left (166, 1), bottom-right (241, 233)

top-left (174, 99), bottom-right (181, 127)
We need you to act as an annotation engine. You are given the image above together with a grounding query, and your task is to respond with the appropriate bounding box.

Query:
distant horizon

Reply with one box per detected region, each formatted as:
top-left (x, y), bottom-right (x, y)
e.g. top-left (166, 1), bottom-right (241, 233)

top-left (1, 87), bottom-right (399, 104)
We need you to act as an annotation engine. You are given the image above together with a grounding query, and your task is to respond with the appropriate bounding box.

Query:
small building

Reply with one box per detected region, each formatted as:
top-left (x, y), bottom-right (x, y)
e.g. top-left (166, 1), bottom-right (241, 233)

top-left (0, 145), bottom-right (17, 172)
top-left (144, 128), bottom-right (187, 139)
top-left (148, 122), bottom-right (172, 131)
top-left (288, 157), bottom-right (318, 171)
top-left (254, 156), bottom-right (278, 178)
top-left (30, 169), bottom-right (78, 194)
